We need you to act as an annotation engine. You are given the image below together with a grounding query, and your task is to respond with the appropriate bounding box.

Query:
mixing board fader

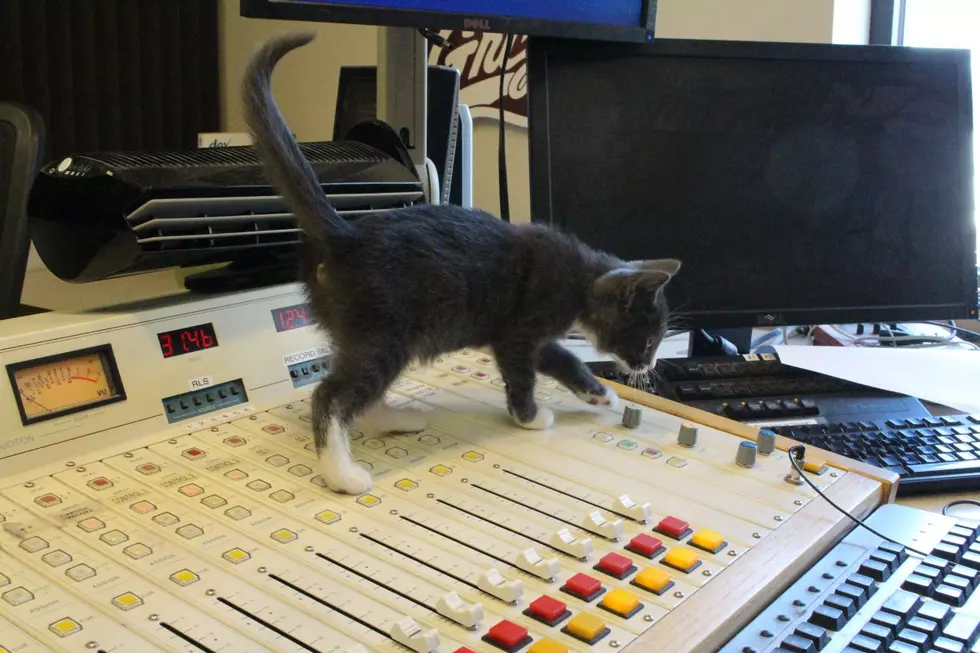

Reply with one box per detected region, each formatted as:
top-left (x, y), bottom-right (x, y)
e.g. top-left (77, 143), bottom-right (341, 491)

top-left (0, 284), bottom-right (897, 651)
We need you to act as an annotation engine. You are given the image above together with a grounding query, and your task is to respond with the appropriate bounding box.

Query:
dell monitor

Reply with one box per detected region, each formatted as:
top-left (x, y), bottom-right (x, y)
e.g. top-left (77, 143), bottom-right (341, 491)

top-left (241, 0), bottom-right (657, 43)
top-left (528, 38), bottom-right (978, 334)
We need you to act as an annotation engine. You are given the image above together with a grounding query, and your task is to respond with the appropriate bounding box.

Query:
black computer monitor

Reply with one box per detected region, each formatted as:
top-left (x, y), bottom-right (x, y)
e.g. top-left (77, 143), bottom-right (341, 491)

top-left (528, 38), bottom-right (978, 332)
top-left (241, 0), bottom-right (656, 42)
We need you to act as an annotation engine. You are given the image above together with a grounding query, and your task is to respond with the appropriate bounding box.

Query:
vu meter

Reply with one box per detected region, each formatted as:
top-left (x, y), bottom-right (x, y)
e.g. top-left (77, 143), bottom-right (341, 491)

top-left (6, 345), bottom-right (126, 425)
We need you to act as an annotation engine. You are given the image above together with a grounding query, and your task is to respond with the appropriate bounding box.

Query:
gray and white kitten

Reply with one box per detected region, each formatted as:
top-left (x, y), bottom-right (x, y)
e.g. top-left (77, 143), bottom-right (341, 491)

top-left (242, 33), bottom-right (680, 494)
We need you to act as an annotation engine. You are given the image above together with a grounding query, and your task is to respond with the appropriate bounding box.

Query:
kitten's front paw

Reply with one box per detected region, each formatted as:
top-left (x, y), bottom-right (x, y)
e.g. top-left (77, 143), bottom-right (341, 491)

top-left (317, 457), bottom-right (373, 494)
top-left (513, 406), bottom-right (554, 430)
top-left (359, 405), bottom-right (427, 434)
top-left (575, 385), bottom-right (620, 409)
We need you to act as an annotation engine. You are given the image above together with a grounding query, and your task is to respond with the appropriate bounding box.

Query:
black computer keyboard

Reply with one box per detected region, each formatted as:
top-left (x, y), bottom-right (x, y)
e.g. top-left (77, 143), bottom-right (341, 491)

top-left (722, 504), bottom-right (980, 653)
top-left (587, 355), bottom-right (978, 495)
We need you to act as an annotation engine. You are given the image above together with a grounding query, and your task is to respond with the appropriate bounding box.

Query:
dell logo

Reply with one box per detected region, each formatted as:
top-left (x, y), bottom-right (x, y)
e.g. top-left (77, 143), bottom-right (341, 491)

top-left (758, 313), bottom-right (782, 325)
top-left (463, 17), bottom-right (492, 29)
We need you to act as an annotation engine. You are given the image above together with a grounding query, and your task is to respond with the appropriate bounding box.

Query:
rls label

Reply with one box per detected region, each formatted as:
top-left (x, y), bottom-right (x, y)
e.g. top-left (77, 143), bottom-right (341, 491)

top-left (282, 346), bottom-right (330, 367)
top-left (188, 375), bottom-right (214, 390)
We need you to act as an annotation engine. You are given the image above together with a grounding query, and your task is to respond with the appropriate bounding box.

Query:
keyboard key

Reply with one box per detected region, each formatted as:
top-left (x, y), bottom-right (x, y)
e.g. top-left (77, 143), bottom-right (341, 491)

top-left (850, 635), bottom-right (885, 652)
top-left (781, 634), bottom-right (816, 652)
top-left (884, 590), bottom-right (923, 619)
top-left (908, 616), bottom-right (941, 640)
top-left (873, 611), bottom-right (905, 631)
top-left (837, 583), bottom-right (869, 606)
top-left (849, 574), bottom-right (878, 599)
top-left (896, 627), bottom-right (930, 649)
top-left (909, 460), bottom-right (980, 477)
top-left (951, 565), bottom-right (979, 588)
top-left (826, 594), bottom-right (858, 620)
top-left (934, 584), bottom-right (966, 607)
top-left (880, 542), bottom-right (909, 563)
top-left (795, 622), bottom-right (830, 650)
top-left (917, 601), bottom-right (952, 627)
top-left (931, 636), bottom-right (966, 652)
top-left (810, 604), bottom-right (847, 630)
top-left (943, 574), bottom-right (972, 594)
top-left (861, 623), bottom-right (895, 646)
top-left (942, 613), bottom-right (980, 644)
top-left (861, 560), bottom-right (893, 582)
top-left (886, 642), bottom-right (918, 653)
top-left (904, 574), bottom-right (937, 595)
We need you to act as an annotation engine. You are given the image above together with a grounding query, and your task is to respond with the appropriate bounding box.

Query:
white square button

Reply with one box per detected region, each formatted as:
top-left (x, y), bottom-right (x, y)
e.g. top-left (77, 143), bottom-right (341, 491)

top-left (124, 543), bottom-right (153, 560)
top-left (42, 550), bottom-right (72, 567)
top-left (269, 490), bottom-right (294, 503)
top-left (99, 530), bottom-right (129, 546)
top-left (288, 464), bottom-right (312, 477)
top-left (65, 564), bottom-right (96, 582)
top-left (246, 480), bottom-right (271, 492)
top-left (2, 587), bottom-right (34, 606)
top-left (176, 524), bottom-right (203, 539)
top-left (19, 537), bottom-right (49, 553)
top-left (224, 506), bottom-right (251, 521)
top-left (201, 495), bottom-right (227, 509)
top-left (265, 454), bottom-right (290, 467)
top-left (224, 469), bottom-right (249, 481)
top-left (153, 512), bottom-right (180, 527)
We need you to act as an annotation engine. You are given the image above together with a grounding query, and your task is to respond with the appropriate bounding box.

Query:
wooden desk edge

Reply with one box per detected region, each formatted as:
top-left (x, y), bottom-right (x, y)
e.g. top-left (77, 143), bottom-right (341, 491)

top-left (605, 380), bottom-right (900, 504)
top-left (626, 471), bottom-right (884, 651)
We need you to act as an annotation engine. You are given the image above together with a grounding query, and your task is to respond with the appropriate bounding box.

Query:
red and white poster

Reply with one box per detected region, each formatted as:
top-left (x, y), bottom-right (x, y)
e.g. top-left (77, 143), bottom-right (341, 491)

top-left (429, 31), bottom-right (528, 128)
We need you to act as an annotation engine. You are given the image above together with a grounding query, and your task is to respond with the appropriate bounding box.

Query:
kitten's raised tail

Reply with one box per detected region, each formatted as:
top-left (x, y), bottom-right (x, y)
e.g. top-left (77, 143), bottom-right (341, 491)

top-left (242, 32), bottom-right (352, 247)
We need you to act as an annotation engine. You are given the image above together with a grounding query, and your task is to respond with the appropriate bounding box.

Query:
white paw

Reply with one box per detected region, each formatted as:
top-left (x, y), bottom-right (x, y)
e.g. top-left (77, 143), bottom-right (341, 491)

top-left (317, 456), bottom-right (373, 494)
top-left (358, 404), bottom-right (427, 434)
top-left (514, 407), bottom-right (555, 430)
top-left (575, 385), bottom-right (620, 409)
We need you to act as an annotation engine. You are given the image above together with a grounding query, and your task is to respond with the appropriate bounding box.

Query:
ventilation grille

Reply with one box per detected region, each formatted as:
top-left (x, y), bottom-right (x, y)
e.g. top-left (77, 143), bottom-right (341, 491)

top-left (85, 141), bottom-right (387, 170)
top-left (128, 190), bottom-right (423, 253)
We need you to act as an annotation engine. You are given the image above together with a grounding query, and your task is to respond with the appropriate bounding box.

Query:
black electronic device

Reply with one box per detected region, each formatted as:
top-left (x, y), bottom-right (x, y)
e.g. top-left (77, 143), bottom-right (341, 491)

top-left (241, 0), bottom-right (656, 43)
top-left (26, 132), bottom-right (423, 292)
top-left (334, 65), bottom-right (461, 205)
top-left (528, 38), bottom-right (978, 337)
top-left (0, 102), bottom-right (45, 319)
top-left (722, 503), bottom-right (980, 652)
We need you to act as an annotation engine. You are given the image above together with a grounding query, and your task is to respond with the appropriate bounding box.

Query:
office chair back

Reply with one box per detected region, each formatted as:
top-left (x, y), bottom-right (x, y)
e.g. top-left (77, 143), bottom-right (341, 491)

top-left (0, 102), bottom-right (45, 319)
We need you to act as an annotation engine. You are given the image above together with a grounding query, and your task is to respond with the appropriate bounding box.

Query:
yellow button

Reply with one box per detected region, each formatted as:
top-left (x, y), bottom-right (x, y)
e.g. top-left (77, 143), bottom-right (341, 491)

top-left (564, 613), bottom-right (608, 642)
top-left (462, 451), bottom-right (484, 462)
top-left (429, 464), bottom-right (453, 476)
top-left (394, 479), bottom-right (418, 492)
top-left (170, 569), bottom-right (199, 586)
top-left (633, 567), bottom-right (673, 594)
top-left (804, 460), bottom-right (828, 475)
top-left (316, 510), bottom-right (341, 525)
top-left (662, 548), bottom-right (700, 573)
top-left (270, 529), bottom-right (297, 544)
top-left (222, 548), bottom-right (251, 564)
top-left (357, 495), bottom-right (381, 507)
top-left (49, 618), bottom-right (81, 637)
top-left (601, 588), bottom-right (641, 617)
top-left (112, 592), bottom-right (143, 611)
top-left (529, 640), bottom-right (568, 653)
top-left (690, 529), bottom-right (726, 553)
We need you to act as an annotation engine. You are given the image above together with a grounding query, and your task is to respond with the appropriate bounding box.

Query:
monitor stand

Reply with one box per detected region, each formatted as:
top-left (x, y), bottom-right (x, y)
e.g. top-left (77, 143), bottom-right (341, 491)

top-left (687, 328), bottom-right (753, 357)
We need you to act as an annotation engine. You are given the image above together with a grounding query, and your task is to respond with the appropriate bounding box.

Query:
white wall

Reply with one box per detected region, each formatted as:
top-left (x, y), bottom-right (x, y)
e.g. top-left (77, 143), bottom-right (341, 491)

top-left (218, 0), bottom-right (868, 224)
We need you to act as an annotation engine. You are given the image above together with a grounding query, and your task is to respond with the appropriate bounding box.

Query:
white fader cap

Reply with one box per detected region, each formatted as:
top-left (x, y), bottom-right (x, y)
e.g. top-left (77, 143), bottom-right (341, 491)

top-left (678, 422), bottom-right (699, 448)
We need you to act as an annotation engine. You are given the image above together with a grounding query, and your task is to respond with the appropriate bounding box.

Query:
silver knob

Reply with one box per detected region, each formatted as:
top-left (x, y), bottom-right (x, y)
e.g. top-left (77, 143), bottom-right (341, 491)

top-left (678, 422), bottom-right (698, 448)
top-left (757, 429), bottom-right (776, 455)
top-left (736, 441), bottom-right (757, 468)
top-left (622, 404), bottom-right (642, 429)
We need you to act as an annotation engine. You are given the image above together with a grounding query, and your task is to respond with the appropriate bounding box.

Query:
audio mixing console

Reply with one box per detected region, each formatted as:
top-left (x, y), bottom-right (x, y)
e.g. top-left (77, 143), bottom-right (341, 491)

top-left (0, 285), bottom-right (897, 652)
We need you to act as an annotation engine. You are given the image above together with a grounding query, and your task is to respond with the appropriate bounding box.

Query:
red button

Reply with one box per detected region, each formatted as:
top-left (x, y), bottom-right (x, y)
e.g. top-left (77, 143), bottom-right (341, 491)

top-left (92, 478), bottom-right (110, 487)
top-left (563, 572), bottom-right (603, 600)
top-left (486, 620), bottom-right (529, 648)
top-left (597, 552), bottom-right (635, 578)
top-left (528, 595), bottom-right (568, 623)
top-left (627, 533), bottom-right (664, 557)
top-left (454, 649), bottom-right (478, 653)
top-left (656, 516), bottom-right (690, 538)
top-left (185, 448), bottom-right (202, 456)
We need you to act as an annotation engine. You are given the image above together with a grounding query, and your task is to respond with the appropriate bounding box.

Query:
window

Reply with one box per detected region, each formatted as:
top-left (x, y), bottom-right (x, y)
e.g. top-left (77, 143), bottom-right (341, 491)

top-left (897, 0), bottom-right (979, 252)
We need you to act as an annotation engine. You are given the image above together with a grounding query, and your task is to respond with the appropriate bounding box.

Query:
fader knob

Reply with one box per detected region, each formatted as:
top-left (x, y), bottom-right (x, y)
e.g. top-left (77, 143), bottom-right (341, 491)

top-left (757, 429), bottom-right (776, 455)
top-left (622, 404), bottom-right (642, 429)
top-left (736, 441), bottom-right (758, 468)
top-left (677, 422), bottom-right (698, 448)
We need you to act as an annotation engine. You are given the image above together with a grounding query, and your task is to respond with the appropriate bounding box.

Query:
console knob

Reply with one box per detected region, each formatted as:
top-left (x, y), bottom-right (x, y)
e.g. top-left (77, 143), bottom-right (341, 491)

top-left (736, 441), bottom-right (758, 468)
top-left (678, 422), bottom-right (698, 448)
top-left (757, 429), bottom-right (776, 455)
top-left (622, 404), bottom-right (642, 429)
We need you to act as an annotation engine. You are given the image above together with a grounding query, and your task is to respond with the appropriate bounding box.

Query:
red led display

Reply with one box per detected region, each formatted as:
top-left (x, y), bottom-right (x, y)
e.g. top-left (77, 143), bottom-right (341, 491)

top-left (272, 304), bottom-right (313, 332)
top-left (157, 323), bottom-right (219, 359)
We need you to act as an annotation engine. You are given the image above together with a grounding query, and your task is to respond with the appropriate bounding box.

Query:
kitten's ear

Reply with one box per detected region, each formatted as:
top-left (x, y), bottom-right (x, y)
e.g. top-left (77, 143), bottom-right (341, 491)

top-left (632, 258), bottom-right (681, 277)
top-left (594, 268), bottom-right (672, 299)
